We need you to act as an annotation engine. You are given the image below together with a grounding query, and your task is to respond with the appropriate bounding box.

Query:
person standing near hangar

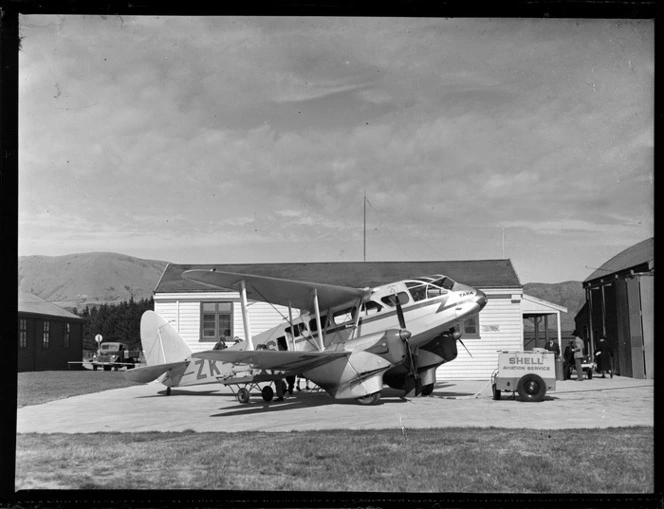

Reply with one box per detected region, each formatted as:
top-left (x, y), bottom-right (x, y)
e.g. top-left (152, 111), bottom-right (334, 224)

top-left (572, 331), bottom-right (585, 381)
top-left (595, 336), bottom-right (614, 379)
top-left (545, 338), bottom-right (560, 357)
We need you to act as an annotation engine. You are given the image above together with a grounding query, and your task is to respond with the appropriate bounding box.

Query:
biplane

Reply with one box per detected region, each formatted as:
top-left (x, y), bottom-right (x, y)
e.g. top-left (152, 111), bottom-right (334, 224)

top-left (182, 268), bottom-right (487, 405)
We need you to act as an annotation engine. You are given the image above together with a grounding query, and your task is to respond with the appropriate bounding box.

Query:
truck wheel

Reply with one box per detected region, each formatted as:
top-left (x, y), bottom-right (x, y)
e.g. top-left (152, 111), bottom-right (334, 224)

top-left (114, 365), bottom-right (119, 371)
top-left (517, 374), bottom-right (546, 402)
top-left (261, 386), bottom-right (274, 402)
top-left (237, 388), bottom-right (251, 404)
top-left (421, 383), bottom-right (434, 396)
top-left (103, 366), bottom-right (111, 371)
top-left (93, 365), bottom-right (98, 371)
top-left (492, 384), bottom-right (501, 400)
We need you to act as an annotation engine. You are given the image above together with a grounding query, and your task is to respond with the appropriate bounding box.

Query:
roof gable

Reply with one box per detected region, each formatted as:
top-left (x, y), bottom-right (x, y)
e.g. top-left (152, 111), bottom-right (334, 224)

top-left (18, 292), bottom-right (84, 320)
top-left (155, 259), bottom-right (521, 294)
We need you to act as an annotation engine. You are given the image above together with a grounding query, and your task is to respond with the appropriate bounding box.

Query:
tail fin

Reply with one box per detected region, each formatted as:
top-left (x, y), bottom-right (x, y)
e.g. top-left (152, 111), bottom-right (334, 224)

top-left (140, 310), bottom-right (192, 365)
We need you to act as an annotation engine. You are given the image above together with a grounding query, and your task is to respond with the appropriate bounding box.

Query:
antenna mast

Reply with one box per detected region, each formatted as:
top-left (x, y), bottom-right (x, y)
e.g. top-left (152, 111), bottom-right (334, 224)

top-left (363, 190), bottom-right (366, 262)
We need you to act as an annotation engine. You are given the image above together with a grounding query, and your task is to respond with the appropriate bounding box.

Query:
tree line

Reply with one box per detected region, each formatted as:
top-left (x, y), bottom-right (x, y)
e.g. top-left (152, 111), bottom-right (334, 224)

top-left (74, 297), bottom-right (154, 352)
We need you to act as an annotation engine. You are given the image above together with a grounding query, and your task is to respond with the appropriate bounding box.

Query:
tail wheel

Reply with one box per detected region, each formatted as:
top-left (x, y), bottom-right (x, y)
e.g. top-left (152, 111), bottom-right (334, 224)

top-left (421, 383), bottom-right (434, 396)
top-left (166, 387), bottom-right (172, 396)
top-left (492, 384), bottom-right (501, 400)
top-left (517, 374), bottom-right (546, 402)
top-left (261, 385), bottom-right (274, 402)
top-left (237, 388), bottom-right (251, 404)
top-left (356, 392), bottom-right (381, 405)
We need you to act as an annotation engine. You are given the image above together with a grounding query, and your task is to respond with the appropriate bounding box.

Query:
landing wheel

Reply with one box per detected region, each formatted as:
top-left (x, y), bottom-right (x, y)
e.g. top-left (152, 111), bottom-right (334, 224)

top-left (356, 392), bottom-right (381, 405)
top-left (166, 387), bottom-right (172, 396)
top-left (517, 374), bottom-right (546, 402)
top-left (237, 388), bottom-right (251, 404)
top-left (261, 386), bottom-right (274, 402)
top-left (492, 383), bottom-right (501, 400)
top-left (421, 383), bottom-right (434, 396)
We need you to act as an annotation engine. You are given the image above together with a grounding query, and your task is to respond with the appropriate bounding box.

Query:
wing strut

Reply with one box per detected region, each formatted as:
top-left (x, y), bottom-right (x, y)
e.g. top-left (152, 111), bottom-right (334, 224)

top-left (239, 279), bottom-right (254, 350)
top-left (313, 289), bottom-right (324, 351)
top-left (287, 302), bottom-right (295, 351)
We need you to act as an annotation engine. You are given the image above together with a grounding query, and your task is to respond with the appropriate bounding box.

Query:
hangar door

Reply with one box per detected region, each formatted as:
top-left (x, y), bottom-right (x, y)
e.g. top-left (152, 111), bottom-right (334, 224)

top-left (639, 275), bottom-right (654, 379)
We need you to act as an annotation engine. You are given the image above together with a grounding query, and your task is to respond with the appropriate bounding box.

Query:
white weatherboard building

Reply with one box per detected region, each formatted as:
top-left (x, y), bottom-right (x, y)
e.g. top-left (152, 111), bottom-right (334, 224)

top-left (153, 261), bottom-right (566, 380)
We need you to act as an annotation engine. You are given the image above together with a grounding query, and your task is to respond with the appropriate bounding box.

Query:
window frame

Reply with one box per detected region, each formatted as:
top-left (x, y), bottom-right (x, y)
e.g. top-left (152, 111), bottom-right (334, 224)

top-left (199, 301), bottom-right (234, 343)
top-left (18, 318), bottom-right (27, 349)
top-left (42, 320), bottom-right (50, 349)
top-left (453, 314), bottom-right (481, 340)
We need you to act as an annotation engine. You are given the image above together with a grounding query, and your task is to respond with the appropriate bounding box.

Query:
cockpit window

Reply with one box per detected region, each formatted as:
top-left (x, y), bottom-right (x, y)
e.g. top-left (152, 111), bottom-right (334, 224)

top-left (406, 282), bottom-right (427, 302)
top-left (431, 277), bottom-right (455, 290)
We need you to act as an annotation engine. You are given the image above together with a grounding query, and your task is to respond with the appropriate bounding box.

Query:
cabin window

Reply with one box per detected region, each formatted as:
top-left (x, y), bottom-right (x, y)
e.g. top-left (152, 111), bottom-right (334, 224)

top-left (64, 323), bottom-right (70, 349)
top-left (406, 282), bottom-right (427, 302)
top-left (200, 302), bottom-right (233, 342)
top-left (18, 318), bottom-right (27, 349)
top-left (309, 315), bottom-right (329, 332)
top-left (362, 300), bottom-right (383, 316)
top-left (332, 306), bottom-right (357, 324)
top-left (42, 321), bottom-right (50, 349)
top-left (285, 322), bottom-right (306, 337)
top-left (380, 292), bottom-right (410, 307)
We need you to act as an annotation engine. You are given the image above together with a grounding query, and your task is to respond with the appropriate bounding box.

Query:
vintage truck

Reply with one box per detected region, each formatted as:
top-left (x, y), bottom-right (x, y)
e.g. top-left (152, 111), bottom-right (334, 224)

top-left (90, 342), bottom-right (141, 371)
top-left (491, 349), bottom-right (556, 402)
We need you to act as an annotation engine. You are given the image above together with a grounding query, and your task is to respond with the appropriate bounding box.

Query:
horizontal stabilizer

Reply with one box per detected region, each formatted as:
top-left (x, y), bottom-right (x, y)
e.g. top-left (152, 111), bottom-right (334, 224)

top-left (124, 361), bottom-right (189, 384)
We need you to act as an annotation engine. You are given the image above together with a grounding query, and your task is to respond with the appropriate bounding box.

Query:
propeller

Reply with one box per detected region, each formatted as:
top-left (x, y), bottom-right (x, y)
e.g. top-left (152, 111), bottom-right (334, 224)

top-left (450, 328), bottom-right (473, 358)
top-left (392, 294), bottom-right (421, 397)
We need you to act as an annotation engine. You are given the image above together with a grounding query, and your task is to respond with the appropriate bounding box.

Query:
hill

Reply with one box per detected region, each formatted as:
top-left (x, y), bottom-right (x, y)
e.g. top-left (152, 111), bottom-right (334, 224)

top-left (18, 252), bottom-right (168, 311)
top-left (523, 281), bottom-right (586, 332)
top-left (18, 252), bottom-right (588, 328)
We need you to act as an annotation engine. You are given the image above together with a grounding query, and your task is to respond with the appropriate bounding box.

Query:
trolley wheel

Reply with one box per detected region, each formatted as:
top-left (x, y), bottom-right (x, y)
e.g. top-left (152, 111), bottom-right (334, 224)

top-left (492, 384), bottom-right (502, 400)
top-left (517, 374), bottom-right (546, 402)
top-left (421, 383), bottom-right (434, 396)
top-left (261, 385), bottom-right (274, 402)
top-left (166, 386), bottom-right (172, 396)
top-left (356, 392), bottom-right (381, 405)
top-left (237, 388), bottom-right (251, 404)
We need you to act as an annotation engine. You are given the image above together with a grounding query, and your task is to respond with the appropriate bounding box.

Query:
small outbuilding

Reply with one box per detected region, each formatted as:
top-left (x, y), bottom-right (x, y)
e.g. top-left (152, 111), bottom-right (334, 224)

top-left (575, 237), bottom-right (654, 379)
top-left (153, 260), bottom-right (566, 380)
top-left (18, 292), bottom-right (85, 371)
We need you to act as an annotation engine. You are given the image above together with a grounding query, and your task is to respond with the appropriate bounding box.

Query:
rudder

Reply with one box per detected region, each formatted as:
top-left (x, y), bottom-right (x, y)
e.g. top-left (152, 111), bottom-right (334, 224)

top-left (140, 311), bottom-right (192, 366)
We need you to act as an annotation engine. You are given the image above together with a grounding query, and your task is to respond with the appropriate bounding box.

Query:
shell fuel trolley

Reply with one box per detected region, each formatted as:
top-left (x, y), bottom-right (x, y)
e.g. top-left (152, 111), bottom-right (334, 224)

top-left (491, 350), bottom-right (556, 402)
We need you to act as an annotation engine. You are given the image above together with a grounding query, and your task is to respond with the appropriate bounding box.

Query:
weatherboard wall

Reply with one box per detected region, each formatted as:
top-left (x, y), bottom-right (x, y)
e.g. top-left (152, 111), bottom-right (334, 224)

top-left (154, 286), bottom-right (524, 380)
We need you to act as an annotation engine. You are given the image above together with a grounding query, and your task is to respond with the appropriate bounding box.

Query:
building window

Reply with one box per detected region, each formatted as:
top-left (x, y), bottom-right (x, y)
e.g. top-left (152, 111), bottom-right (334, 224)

top-left (64, 323), bottom-right (70, 349)
top-left (43, 321), bottom-right (50, 349)
top-left (19, 318), bottom-right (27, 349)
top-left (453, 315), bottom-right (480, 339)
top-left (200, 302), bottom-right (233, 342)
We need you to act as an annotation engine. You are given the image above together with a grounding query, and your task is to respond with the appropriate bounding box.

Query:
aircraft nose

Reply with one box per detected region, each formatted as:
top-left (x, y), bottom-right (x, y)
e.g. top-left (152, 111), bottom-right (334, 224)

top-left (475, 290), bottom-right (487, 310)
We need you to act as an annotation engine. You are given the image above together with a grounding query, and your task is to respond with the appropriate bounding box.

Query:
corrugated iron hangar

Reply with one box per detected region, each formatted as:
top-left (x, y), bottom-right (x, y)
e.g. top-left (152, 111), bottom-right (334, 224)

top-left (153, 259), bottom-right (566, 381)
top-left (575, 238), bottom-right (654, 379)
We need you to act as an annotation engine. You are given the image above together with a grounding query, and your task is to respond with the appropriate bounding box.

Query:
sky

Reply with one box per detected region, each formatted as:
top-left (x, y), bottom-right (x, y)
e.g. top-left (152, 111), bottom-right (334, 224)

top-left (18, 16), bottom-right (653, 283)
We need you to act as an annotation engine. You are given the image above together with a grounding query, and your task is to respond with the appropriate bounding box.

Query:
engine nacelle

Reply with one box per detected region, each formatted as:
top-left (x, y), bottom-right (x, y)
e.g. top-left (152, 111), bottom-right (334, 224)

top-left (342, 329), bottom-right (409, 366)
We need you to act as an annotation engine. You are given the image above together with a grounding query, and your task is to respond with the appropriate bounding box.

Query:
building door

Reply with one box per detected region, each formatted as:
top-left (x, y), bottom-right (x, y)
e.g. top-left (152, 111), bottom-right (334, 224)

top-left (639, 275), bottom-right (654, 379)
top-left (613, 280), bottom-right (632, 377)
top-left (626, 277), bottom-right (645, 379)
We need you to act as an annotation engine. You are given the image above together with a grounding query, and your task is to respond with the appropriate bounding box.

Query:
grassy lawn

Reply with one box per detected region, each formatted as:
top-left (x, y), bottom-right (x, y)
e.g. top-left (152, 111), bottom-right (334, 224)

top-left (17, 370), bottom-right (136, 407)
top-left (15, 427), bottom-right (653, 492)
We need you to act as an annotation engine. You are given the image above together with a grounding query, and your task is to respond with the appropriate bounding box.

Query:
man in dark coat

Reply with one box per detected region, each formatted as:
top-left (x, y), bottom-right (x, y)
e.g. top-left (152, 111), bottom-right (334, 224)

top-left (563, 340), bottom-right (575, 380)
top-left (544, 339), bottom-right (561, 357)
top-left (595, 336), bottom-right (613, 378)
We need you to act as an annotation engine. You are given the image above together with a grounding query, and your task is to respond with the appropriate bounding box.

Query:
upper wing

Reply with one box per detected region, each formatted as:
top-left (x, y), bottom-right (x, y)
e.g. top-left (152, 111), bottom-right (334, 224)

top-left (192, 349), bottom-right (349, 374)
top-left (182, 269), bottom-right (370, 312)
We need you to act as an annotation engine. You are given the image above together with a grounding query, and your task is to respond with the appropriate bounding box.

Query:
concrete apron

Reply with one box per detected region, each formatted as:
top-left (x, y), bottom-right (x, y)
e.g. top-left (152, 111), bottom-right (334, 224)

top-left (16, 376), bottom-right (653, 433)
